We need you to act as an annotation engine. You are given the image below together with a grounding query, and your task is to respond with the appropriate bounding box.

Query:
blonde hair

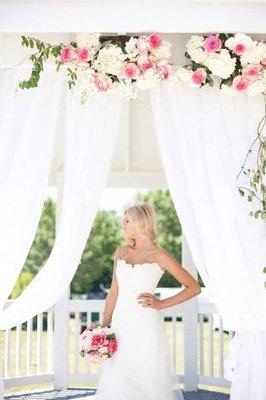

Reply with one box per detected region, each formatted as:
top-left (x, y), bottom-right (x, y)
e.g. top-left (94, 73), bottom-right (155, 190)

top-left (123, 203), bottom-right (158, 247)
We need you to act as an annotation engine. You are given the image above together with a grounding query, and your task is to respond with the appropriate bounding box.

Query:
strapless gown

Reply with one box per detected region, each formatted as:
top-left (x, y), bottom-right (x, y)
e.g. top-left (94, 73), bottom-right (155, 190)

top-left (90, 258), bottom-right (182, 400)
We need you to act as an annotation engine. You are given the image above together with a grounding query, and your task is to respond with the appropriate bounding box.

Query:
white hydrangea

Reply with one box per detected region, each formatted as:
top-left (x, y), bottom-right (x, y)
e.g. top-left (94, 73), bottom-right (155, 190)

top-left (240, 42), bottom-right (266, 66)
top-left (186, 35), bottom-right (205, 51)
top-left (204, 49), bottom-right (236, 79)
top-left (76, 32), bottom-right (101, 52)
top-left (151, 41), bottom-right (172, 59)
top-left (125, 37), bottom-right (138, 57)
top-left (136, 69), bottom-right (160, 90)
top-left (92, 45), bottom-right (127, 76)
top-left (186, 35), bottom-right (207, 63)
top-left (225, 33), bottom-right (256, 52)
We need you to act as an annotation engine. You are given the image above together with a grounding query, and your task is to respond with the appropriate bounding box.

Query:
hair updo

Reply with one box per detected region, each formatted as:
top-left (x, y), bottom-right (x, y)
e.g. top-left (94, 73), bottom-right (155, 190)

top-left (123, 202), bottom-right (158, 247)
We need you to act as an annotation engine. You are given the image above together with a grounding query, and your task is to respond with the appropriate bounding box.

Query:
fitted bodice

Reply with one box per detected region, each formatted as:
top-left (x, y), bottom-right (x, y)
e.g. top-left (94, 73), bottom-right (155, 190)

top-left (115, 258), bottom-right (164, 298)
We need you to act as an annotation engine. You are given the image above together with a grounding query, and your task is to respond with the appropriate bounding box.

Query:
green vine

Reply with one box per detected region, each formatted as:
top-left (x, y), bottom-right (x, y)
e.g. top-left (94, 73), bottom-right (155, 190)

top-left (237, 94), bottom-right (266, 219)
top-left (19, 36), bottom-right (63, 89)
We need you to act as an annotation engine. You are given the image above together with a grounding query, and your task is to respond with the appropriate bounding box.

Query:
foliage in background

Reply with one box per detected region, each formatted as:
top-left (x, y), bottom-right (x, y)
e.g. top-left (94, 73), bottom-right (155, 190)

top-left (11, 190), bottom-right (202, 298)
top-left (10, 198), bottom-right (56, 298)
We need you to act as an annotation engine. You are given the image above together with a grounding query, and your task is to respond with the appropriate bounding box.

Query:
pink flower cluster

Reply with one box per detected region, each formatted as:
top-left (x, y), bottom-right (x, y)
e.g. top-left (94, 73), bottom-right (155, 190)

top-left (123, 33), bottom-right (173, 81)
top-left (60, 45), bottom-right (91, 64)
top-left (232, 64), bottom-right (265, 92)
top-left (79, 323), bottom-right (118, 364)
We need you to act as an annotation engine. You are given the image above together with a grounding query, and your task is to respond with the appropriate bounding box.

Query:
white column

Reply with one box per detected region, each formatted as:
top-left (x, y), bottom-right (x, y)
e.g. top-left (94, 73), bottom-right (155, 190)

top-left (53, 172), bottom-right (69, 390)
top-left (182, 233), bottom-right (199, 391)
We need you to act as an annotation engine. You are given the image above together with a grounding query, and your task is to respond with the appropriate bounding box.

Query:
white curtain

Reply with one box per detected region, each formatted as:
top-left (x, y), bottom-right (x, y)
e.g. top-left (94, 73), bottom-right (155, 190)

top-left (0, 89), bottom-right (124, 330)
top-left (150, 81), bottom-right (266, 400)
top-left (0, 68), bottom-right (64, 316)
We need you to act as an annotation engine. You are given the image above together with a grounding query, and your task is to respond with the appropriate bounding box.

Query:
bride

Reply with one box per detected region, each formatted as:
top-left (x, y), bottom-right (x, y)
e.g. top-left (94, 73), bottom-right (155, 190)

top-left (91, 203), bottom-right (201, 400)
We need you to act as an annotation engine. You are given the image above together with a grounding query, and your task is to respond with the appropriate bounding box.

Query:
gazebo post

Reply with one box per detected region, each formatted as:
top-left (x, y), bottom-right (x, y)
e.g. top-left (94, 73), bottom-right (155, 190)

top-left (53, 172), bottom-right (69, 390)
top-left (182, 233), bottom-right (199, 391)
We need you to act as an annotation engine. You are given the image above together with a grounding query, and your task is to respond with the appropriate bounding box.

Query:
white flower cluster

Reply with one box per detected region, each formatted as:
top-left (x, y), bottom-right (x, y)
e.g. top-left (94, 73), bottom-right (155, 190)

top-left (92, 45), bottom-right (127, 76)
top-left (64, 32), bottom-right (266, 103)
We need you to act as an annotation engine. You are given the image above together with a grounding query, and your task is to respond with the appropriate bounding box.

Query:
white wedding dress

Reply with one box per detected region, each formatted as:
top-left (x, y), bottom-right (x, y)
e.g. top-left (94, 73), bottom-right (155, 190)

top-left (91, 258), bottom-right (183, 400)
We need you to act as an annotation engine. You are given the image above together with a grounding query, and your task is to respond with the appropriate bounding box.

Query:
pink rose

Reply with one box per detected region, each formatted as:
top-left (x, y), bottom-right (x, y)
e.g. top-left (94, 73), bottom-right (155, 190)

top-left (232, 75), bottom-right (249, 91)
top-left (148, 33), bottom-right (163, 49)
top-left (242, 66), bottom-right (260, 82)
top-left (60, 46), bottom-right (76, 63)
top-left (157, 60), bottom-right (173, 80)
top-left (91, 333), bottom-right (106, 347)
top-left (203, 35), bottom-right (222, 53)
top-left (77, 47), bottom-right (91, 62)
top-left (136, 37), bottom-right (148, 53)
top-left (137, 54), bottom-right (153, 72)
top-left (234, 43), bottom-right (246, 55)
top-left (93, 74), bottom-right (110, 92)
top-left (108, 339), bottom-right (118, 354)
top-left (124, 63), bottom-right (140, 79)
top-left (191, 68), bottom-right (207, 85)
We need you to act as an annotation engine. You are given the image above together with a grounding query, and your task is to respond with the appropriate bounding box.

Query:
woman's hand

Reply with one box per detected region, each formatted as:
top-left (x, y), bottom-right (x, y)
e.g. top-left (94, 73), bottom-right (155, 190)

top-left (137, 292), bottom-right (162, 309)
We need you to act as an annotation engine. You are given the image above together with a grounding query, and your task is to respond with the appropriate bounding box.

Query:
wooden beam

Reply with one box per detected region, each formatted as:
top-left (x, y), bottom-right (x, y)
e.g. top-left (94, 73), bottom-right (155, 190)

top-left (0, 1), bottom-right (266, 33)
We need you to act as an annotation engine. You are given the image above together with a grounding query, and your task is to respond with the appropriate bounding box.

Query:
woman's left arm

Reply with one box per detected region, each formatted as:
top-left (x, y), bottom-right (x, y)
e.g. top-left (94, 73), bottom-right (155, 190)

top-left (157, 250), bottom-right (201, 310)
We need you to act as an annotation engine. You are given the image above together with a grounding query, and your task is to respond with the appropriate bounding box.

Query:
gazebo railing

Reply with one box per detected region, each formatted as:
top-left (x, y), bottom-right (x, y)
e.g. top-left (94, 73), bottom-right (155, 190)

top-left (1, 299), bottom-right (232, 391)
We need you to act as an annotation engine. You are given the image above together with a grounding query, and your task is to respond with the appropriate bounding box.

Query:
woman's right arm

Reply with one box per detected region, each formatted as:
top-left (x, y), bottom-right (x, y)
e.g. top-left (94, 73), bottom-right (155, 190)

top-left (101, 247), bottom-right (121, 327)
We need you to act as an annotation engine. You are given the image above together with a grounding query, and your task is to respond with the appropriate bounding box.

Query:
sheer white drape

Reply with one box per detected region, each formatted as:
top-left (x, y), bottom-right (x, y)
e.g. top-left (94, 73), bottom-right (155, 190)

top-left (0, 68), bottom-right (64, 316)
top-left (150, 81), bottom-right (266, 400)
top-left (0, 89), bottom-right (124, 330)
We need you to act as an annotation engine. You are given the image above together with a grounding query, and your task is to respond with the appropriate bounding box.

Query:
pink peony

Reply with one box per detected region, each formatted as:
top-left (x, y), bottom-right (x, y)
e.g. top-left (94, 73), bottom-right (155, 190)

top-left (148, 33), bottom-right (163, 49)
top-left (234, 43), bottom-right (246, 55)
top-left (242, 66), bottom-right (260, 82)
top-left (124, 63), bottom-right (140, 79)
top-left (77, 47), bottom-right (91, 62)
top-left (232, 75), bottom-right (249, 91)
top-left (137, 54), bottom-right (153, 72)
top-left (136, 37), bottom-right (148, 53)
top-left (191, 68), bottom-right (207, 85)
top-left (60, 46), bottom-right (76, 63)
top-left (203, 35), bottom-right (222, 53)
top-left (91, 333), bottom-right (106, 347)
top-left (108, 339), bottom-right (118, 354)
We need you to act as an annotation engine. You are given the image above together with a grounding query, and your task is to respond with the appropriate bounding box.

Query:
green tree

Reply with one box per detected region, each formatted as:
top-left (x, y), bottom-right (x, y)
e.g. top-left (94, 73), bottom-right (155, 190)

top-left (71, 210), bottom-right (123, 295)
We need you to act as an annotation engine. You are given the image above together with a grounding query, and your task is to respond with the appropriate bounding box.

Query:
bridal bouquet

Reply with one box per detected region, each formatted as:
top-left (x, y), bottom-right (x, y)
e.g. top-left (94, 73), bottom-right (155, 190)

top-left (79, 322), bottom-right (118, 364)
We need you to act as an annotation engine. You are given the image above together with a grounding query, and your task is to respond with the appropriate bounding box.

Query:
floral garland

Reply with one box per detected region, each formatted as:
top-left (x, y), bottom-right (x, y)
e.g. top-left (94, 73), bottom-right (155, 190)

top-left (18, 32), bottom-right (266, 219)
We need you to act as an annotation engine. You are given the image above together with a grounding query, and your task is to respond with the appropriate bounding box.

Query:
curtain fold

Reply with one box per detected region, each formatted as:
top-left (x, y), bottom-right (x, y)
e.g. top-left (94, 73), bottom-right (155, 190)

top-left (150, 81), bottom-right (266, 400)
top-left (0, 68), bottom-right (64, 315)
top-left (0, 89), bottom-right (124, 330)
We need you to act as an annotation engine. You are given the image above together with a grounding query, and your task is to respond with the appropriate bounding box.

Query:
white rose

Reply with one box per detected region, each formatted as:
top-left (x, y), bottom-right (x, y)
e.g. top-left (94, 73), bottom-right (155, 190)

top-left (76, 32), bottom-right (101, 51)
top-left (225, 33), bottom-right (256, 52)
top-left (240, 42), bottom-right (266, 66)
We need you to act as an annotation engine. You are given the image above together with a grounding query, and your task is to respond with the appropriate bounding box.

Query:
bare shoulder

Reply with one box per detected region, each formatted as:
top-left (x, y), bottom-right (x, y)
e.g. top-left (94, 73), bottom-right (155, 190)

top-left (155, 247), bottom-right (181, 269)
top-left (114, 244), bottom-right (130, 260)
